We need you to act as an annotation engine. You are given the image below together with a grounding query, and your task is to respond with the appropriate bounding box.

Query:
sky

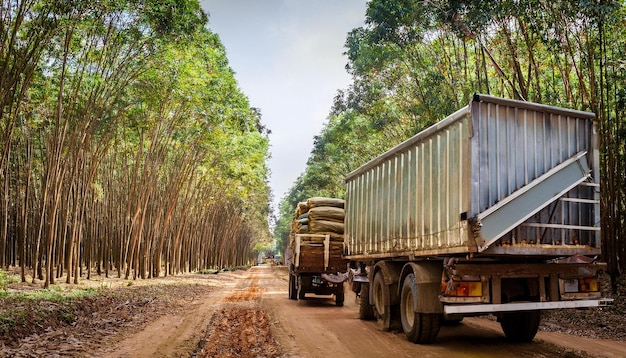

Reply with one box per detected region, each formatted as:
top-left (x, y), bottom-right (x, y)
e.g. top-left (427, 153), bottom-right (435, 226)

top-left (199, 0), bottom-right (369, 214)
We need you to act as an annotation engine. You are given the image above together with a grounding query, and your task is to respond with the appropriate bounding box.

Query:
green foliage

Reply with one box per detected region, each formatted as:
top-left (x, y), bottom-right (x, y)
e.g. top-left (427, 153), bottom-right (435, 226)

top-left (276, 0), bottom-right (626, 277)
top-left (0, 270), bottom-right (18, 292)
top-left (197, 269), bottom-right (220, 274)
top-left (0, 0), bottom-right (272, 283)
top-left (0, 288), bottom-right (95, 340)
top-left (221, 266), bottom-right (249, 272)
top-left (1, 286), bottom-right (95, 302)
top-left (141, 0), bottom-right (208, 39)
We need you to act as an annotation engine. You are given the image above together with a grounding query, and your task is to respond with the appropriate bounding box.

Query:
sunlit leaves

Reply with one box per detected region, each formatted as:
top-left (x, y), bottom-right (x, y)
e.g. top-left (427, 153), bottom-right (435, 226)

top-left (275, 0), bottom-right (626, 263)
top-left (0, 0), bottom-right (271, 282)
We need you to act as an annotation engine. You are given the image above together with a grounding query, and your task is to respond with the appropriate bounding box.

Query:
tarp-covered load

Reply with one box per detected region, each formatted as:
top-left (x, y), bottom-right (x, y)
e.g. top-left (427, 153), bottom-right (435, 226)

top-left (307, 197), bottom-right (345, 209)
top-left (309, 220), bottom-right (344, 234)
top-left (289, 197), bottom-right (347, 272)
top-left (296, 202), bottom-right (309, 217)
top-left (291, 197), bottom-right (345, 238)
top-left (308, 206), bottom-right (345, 222)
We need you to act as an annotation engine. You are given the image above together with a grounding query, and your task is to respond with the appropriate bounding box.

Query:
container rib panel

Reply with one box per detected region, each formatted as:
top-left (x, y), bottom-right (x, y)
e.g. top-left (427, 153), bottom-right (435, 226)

top-left (344, 94), bottom-right (599, 258)
top-left (474, 152), bottom-right (590, 252)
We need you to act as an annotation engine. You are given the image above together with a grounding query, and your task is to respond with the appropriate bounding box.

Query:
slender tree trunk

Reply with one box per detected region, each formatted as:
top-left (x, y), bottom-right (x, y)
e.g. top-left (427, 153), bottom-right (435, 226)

top-left (1, 149), bottom-right (8, 268)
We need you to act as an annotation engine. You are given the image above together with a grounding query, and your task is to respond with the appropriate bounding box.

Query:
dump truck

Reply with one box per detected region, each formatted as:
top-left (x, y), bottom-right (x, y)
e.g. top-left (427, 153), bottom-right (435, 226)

top-left (344, 94), bottom-right (612, 344)
top-left (287, 198), bottom-right (348, 306)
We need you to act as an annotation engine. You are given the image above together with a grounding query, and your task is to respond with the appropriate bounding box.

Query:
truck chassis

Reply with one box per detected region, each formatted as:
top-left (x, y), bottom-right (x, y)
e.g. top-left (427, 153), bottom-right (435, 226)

top-left (351, 257), bottom-right (611, 343)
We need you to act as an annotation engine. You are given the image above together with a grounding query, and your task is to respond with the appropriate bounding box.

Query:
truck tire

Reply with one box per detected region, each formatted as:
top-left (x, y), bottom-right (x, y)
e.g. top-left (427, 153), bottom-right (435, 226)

top-left (297, 276), bottom-right (306, 300)
top-left (400, 273), bottom-right (440, 344)
top-left (372, 271), bottom-right (393, 331)
top-left (359, 283), bottom-right (375, 320)
top-left (500, 310), bottom-right (540, 342)
top-left (288, 274), bottom-right (297, 300)
top-left (336, 291), bottom-right (345, 307)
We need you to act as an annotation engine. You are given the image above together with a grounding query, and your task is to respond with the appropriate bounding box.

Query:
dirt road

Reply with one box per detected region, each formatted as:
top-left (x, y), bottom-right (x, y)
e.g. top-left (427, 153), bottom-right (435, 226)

top-left (102, 265), bottom-right (626, 358)
top-left (259, 265), bottom-right (626, 358)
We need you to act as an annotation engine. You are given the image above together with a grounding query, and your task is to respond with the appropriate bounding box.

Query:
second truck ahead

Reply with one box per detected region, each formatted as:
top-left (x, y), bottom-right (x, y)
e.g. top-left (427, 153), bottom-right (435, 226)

top-left (286, 197), bottom-right (348, 306)
top-left (344, 94), bottom-right (611, 343)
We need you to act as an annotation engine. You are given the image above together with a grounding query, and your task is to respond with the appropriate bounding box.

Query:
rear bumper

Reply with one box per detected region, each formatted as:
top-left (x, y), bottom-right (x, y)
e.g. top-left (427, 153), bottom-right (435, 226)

top-left (444, 298), bottom-right (614, 314)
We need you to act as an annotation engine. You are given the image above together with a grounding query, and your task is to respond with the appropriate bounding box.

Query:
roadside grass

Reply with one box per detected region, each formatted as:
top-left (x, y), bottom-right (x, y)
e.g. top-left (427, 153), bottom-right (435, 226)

top-left (0, 270), bottom-right (103, 341)
top-left (0, 269), bottom-right (18, 293)
top-left (197, 265), bottom-right (250, 275)
top-left (0, 266), bottom-right (239, 347)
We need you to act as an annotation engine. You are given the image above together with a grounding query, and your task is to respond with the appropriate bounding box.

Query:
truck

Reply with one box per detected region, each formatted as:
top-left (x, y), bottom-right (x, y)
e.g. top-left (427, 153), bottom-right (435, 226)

top-left (344, 94), bottom-right (612, 344)
top-left (287, 198), bottom-right (348, 306)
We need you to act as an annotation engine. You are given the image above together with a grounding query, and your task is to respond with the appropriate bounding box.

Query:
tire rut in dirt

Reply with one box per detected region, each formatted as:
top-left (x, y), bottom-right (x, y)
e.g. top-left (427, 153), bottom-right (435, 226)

top-left (193, 306), bottom-right (282, 358)
top-left (193, 272), bottom-right (283, 358)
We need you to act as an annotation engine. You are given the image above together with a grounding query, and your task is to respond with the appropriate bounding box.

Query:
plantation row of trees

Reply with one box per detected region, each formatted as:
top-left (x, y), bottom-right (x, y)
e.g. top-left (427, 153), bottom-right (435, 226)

top-left (0, 0), bottom-right (272, 288)
top-left (275, 0), bottom-right (626, 282)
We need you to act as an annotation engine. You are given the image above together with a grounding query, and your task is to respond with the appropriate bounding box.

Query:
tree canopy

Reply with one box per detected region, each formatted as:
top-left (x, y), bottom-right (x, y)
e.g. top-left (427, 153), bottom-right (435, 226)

top-left (0, 0), bottom-right (271, 286)
top-left (275, 0), bottom-right (626, 281)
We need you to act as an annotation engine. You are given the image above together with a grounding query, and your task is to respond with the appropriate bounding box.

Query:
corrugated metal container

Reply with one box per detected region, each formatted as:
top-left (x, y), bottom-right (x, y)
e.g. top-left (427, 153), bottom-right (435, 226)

top-left (344, 94), bottom-right (601, 259)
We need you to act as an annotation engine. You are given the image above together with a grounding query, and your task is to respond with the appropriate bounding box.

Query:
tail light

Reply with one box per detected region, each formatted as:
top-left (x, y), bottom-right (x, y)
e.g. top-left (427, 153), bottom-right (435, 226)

top-left (442, 280), bottom-right (482, 297)
top-left (561, 277), bottom-right (599, 293)
top-left (579, 277), bottom-right (599, 292)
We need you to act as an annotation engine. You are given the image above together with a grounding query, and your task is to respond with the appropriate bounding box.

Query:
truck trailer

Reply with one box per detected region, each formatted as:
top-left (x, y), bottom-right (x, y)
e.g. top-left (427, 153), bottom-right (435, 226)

top-left (344, 94), bottom-right (612, 344)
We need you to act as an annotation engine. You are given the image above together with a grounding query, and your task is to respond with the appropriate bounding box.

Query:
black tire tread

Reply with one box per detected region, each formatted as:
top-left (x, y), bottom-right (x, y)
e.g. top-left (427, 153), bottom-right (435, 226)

top-left (359, 283), bottom-right (375, 320)
top-left (336, 291), bottom-right (345, 307)
top-left (400, 274), bottom-right (440, 344)
top-left (288, 274), bottom-right (297, 300)
top-left (500, 310), bottom-right (540, 342)
top-left (372, 271), bottom-right (392, 331)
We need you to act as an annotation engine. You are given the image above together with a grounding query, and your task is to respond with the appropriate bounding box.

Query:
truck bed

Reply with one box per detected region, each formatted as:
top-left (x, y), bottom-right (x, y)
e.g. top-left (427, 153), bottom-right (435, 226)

top-left (291, 234), bottom-right (347, 273)
top-left (344, 94), bottom-right (600, 259)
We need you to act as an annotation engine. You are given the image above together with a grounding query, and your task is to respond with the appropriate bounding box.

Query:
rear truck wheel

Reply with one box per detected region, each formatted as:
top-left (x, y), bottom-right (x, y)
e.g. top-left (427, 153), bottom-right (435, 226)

top-left (499, 310), bottom-right (540, 342)
top-left (297, 276), bottom-right (306, 300)
top-left (400, 273), bottom-right (440, 344)
top-left (288, 273), bottom-right (297, 300)
top-left (335, 284), bottom-right (345, 307)
top-left (359, 283), bottom-right (375, 320)
top-left (372, 271), bottom-right (393, 331)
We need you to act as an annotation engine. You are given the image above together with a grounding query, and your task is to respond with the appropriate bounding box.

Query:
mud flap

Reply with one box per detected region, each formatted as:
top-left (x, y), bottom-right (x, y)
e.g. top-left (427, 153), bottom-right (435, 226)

top-left (321, 272), bottom-right (349, 284)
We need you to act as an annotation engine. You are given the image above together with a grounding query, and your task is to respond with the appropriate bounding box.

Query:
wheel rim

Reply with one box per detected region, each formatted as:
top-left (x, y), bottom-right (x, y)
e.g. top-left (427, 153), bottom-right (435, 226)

top-left (402, 285), bottom-right (415, 328)
top-left (373, 275), bottom-right (385, 315)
